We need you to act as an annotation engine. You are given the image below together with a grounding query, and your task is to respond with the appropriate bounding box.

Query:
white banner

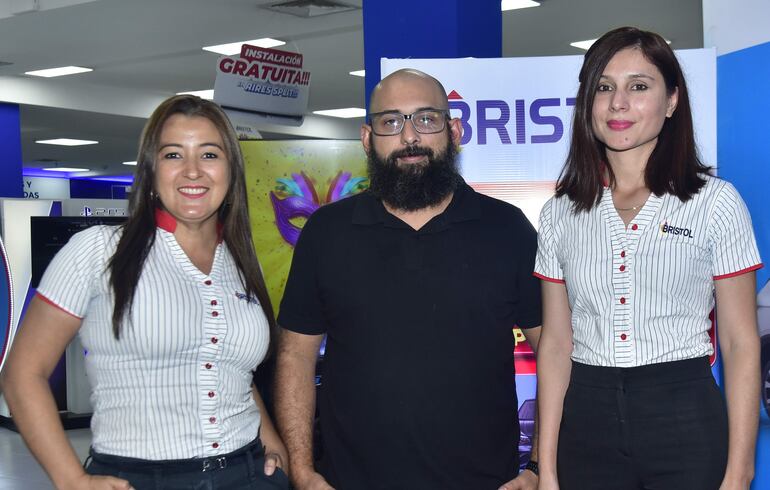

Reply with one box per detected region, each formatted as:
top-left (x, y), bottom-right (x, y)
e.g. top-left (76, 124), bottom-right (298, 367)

top-left (382, 49), bottom-right (716, 225)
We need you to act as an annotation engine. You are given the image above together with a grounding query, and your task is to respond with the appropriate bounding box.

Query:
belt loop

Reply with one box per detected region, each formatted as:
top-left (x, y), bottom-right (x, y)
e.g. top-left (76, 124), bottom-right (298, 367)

top-left (82, 453), bottom-right (93, 469)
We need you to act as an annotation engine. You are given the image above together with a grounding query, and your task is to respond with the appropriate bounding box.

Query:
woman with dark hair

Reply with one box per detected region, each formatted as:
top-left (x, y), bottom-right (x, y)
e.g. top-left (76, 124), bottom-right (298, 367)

top-left (534, 27), bottom-right (762, 489)
top-left (0, 95), bottom-right (289, 489)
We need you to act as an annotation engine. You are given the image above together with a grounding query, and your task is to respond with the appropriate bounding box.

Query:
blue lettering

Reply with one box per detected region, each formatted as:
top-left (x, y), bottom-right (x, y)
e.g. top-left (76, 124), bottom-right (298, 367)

top-left (530, 98), bottom-right (563, 144)
top-left (449, 96), bottom-right (576, 145)
top-left (476, 100), bottom-right (511, 145)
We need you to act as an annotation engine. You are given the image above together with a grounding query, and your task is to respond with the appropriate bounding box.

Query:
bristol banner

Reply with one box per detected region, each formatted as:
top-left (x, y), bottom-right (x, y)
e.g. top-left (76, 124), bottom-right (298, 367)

top-left (382, 50), bottom-right (716, 227)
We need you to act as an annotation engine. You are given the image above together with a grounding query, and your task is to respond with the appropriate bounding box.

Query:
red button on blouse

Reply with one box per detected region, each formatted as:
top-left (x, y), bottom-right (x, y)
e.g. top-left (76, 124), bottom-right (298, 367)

top-left (619, 265), bottom-right (626, 272)
top-left (208, 391), bottom-right (215, 398)
top-left (211, 300), bottom-right (218, 306)
top-left (204, 280), bottom-right (212, 286)
top-left (212, 442), bottom-right (219, 449)
top-left (620, 334), bottom-right (628, 340)
top-left (212, 311), bottom-right (219, 317)
top-left (205, 363), bottom-right (212, 369)
top-left (631, 224), bottom-right (638, 231)
top-left (620, 251), bottom-right (626, 258)
top-left (211, 337), bottom-right (218, 344)
top-left (209, 416), bottom-right (216, 424)
top-left (620, 297), bottom-right (626, 304)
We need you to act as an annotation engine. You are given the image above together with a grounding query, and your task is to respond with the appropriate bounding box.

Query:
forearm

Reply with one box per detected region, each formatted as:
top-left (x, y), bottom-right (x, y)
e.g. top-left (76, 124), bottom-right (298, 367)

top-left (1, 372), bottom-right (86, 490)
top-left (719, 336), bottom-right (759, 484)
top-left (274, 353), bottom-right (318, 480)
top-left (535, 337), bottom-right (572, 479)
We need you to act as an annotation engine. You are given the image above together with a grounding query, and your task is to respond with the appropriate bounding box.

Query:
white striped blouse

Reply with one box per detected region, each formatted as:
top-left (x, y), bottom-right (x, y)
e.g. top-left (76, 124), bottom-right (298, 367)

top-left (36, 210), bottom-right (270, 459)
top-left (534, 175), bottom-right (762, 367)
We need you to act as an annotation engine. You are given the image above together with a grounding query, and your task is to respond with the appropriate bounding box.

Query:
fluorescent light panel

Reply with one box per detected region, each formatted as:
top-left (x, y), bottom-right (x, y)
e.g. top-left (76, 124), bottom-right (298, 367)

top-left (42, 167), bottom-right (90, 172)
top-left (25, 66), bottom-right (93, 78)
top-left (313, 108), bottom-right (366, 119)
top-left (349, 70), bottom-right (366, 77)
top-left (203, 38), bottom-right (285, 55)
top-left (36, 138), bottom-right (98, 146)
top-left (122, 161), bottom-right (137, 166)
top-left (177, 89), bottom-right (214, 100)
top-left (501, 0), bottom-right (540, 11)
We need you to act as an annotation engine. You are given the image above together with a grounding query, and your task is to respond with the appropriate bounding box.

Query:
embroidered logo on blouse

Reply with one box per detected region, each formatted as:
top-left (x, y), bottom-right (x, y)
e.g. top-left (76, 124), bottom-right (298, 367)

top-left (659, 221), bottom-right (695, 238)
top-left (235, 292), bottom-right (261, 305)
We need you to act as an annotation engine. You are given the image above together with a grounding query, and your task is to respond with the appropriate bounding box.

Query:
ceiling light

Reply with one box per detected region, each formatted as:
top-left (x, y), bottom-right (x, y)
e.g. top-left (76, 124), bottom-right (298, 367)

top-left (349, 70), bottom-right (366, 77)
top-left (36, 138), bottom-right (98, 146)
top-left (122, 161), bottom-right (137, 166)
top-left (25, 66), bottom-right (93, 78)
top-left (42, 167), bottom-right (90, 172)
top-left (177, 89), bottom-right (214, 100)
top-left (203, 38), bottom-right (285, 56)
top-left (501, 0), bottom-right (540, 11)
top-left (313, 108), bottom-right (367, 118)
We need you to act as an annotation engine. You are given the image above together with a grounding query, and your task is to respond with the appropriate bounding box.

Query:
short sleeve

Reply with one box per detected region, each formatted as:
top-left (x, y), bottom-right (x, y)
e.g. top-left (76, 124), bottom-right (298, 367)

top-left (36, 225), bottom-right (109, 319)
top-left (534, 198), bottom-right (565, 283)
top-left (512, 209), bottom-right (543, 329)
top-left (277, 213), bottom-right (328, 335)
top-left (709, 182), bottom-right (763, 280)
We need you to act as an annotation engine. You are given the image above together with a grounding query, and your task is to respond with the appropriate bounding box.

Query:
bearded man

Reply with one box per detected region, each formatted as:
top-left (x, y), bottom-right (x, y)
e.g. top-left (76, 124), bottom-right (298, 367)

top-left (274, 69), bottom-right (542, 490)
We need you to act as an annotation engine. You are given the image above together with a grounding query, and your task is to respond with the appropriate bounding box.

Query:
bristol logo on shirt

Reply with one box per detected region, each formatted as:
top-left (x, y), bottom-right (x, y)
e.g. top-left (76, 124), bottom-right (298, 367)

top-left (235, 292), bottom-right (261, 305)
top-left (659, 221), bottom-right (696, 238)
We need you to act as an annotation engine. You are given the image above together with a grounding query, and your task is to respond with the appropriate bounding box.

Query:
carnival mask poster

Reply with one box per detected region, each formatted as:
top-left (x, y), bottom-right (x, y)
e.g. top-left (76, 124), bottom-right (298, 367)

top-left (243, 140), bottom-right (368, 312)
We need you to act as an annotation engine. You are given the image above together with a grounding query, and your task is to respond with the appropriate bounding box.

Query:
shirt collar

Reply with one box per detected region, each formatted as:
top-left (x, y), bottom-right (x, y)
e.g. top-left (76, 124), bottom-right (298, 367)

top-left (154, 208), bottom-right (224, 242)
top-left (351, 181), bottom-right (481, 227)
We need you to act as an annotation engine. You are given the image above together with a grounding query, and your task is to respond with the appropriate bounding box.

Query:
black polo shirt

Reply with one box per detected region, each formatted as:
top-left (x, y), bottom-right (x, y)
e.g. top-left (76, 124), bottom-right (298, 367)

top-left (278, 183), bottom-right (542, 490)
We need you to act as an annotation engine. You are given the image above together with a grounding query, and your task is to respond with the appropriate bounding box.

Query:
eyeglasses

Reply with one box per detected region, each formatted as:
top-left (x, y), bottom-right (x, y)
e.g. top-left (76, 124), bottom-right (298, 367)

top-left (368, 109), bottom-right (450, 136)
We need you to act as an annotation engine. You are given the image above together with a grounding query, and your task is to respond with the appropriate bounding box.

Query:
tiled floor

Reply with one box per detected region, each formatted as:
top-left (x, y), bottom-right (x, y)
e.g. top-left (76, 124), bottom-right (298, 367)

top-left (0, 427), bottom-right (91, 489)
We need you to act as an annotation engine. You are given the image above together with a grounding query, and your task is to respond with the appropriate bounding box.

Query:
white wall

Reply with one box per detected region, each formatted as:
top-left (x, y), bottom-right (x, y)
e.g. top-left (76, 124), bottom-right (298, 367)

top-left (703, 0), bottom-right (770, 54)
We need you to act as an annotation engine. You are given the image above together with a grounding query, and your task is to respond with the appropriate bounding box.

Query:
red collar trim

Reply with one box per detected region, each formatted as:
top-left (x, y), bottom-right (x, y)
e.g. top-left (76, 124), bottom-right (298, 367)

top-left (154, 208), bottom-right (225, 243)
top-left (155, 208), bottom-right (177, 233)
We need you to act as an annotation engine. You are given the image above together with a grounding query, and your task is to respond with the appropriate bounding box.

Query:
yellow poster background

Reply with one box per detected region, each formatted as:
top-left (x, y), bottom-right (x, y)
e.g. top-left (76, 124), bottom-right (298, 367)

top-left (242, 140), bottom-right (368, 313)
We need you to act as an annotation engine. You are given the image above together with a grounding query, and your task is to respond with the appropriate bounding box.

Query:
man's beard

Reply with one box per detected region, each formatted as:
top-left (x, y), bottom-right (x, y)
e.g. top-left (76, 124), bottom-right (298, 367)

top-left (366, 136), bottom-right (461, 212)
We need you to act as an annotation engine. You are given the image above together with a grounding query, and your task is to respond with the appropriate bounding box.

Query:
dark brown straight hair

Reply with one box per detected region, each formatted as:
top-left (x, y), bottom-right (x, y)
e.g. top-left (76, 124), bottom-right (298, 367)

top-left (109, 95), bottom-right (276, 346)
top-left (556, 26), bottom-right (711, 211)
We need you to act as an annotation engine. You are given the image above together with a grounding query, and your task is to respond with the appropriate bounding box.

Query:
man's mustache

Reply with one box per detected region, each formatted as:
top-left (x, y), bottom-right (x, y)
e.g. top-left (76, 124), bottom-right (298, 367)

top-left (388, 146), bottom-right (434, 161)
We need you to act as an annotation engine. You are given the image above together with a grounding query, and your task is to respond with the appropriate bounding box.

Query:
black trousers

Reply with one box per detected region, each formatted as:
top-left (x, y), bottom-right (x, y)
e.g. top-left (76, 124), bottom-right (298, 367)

top-left (557, 357), bottom-right (728, 490)
top-left (85, 437), bottom-right (289, 490)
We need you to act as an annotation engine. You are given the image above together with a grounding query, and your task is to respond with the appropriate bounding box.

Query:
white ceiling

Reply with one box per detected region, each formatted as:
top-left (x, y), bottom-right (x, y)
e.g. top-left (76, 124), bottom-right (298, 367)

top-left (0, 0), bottom-right (703, 177)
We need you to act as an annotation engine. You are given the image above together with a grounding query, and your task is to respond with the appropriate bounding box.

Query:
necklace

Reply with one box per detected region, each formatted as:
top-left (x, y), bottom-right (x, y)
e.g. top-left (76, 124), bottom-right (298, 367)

top-left (614, 203), bottom-right (643, 212)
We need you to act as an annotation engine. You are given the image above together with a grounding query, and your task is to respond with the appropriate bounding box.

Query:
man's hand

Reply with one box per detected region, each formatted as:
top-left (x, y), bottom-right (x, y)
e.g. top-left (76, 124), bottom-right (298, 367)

top-left (499, 469), bottom-right (537, 490)
top-left (293, 469), bottom-right (335, 490)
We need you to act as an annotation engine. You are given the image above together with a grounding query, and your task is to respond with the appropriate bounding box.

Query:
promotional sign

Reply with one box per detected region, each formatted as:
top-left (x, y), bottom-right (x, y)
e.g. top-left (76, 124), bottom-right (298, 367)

top-left (243, 140), bottom-right (367, 310)
top-left (215, 44), bottom-right (311, 127)
top-left (22, 177), bottom-right (70, 200)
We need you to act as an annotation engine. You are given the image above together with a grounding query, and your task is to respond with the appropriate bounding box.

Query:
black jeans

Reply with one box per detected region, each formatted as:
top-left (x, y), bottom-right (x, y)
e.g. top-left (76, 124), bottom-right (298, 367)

top-left (557, 357), bottom-right (728, 490)
top-left (85, 437), bottom-right (290, 490)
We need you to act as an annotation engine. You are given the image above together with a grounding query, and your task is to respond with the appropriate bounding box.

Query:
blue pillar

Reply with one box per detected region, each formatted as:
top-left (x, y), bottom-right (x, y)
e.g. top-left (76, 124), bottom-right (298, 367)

top-left (0, 103), bottom-right (23, 198)
top-left (362, 0), bottom-right (502, 109)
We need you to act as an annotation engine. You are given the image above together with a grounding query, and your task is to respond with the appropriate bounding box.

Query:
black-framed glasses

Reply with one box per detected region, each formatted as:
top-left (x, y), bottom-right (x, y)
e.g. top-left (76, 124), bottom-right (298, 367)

top-left (368, 109), bottom-right (450, 136)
